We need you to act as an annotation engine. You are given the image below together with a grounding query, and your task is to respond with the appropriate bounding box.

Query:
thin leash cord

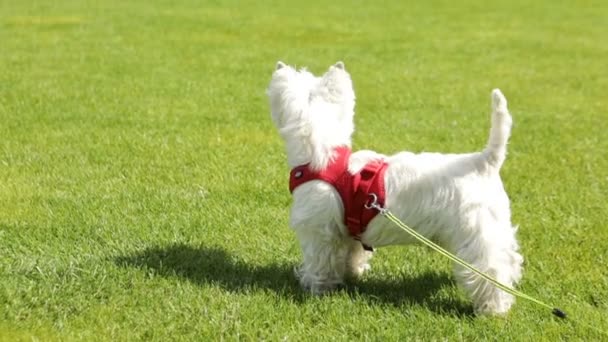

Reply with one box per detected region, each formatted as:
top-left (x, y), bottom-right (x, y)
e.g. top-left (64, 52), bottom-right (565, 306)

top-left (381, 210), bottom-right (557, 313)
top-left (365, 197), bottom-right (566, 312)
top-left (370, 202), bottom-right (608, 337)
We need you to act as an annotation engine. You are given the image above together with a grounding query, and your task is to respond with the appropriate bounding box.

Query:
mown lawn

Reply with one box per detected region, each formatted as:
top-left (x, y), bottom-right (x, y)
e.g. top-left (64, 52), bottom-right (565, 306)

top-left (1, 0), bottom-right (607, 340)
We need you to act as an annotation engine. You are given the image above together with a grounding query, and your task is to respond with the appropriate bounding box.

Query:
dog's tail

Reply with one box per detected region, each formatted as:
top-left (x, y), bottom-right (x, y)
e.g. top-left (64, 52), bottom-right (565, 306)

top-left (483, 89), bottom-right (512, 169)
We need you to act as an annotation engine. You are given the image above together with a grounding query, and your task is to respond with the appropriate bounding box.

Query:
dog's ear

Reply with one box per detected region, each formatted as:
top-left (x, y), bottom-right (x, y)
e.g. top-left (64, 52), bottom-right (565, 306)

top-left (276, 61), bottom-right (286, 70)
top-left (333, 61), bottom-right (345, 69)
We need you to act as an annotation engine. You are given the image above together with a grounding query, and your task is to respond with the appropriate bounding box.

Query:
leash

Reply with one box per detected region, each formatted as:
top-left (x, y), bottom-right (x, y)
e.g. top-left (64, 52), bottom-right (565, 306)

top-left (365, 194), bottom-right (568, 313)
top-left (365, 194), bottom-right (608, 336)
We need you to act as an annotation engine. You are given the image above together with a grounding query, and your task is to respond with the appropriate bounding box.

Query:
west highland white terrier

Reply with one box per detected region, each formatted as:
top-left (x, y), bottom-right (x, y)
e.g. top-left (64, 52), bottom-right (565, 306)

top-left (267, 61), bottom-right (523, 315)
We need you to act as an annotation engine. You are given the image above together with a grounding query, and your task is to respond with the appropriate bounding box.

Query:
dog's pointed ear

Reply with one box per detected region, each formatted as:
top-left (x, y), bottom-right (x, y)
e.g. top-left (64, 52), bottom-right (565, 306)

top-left (276, 61), bottom-right (286, 70)
top-left (334, 61), bottom-right (345, 69)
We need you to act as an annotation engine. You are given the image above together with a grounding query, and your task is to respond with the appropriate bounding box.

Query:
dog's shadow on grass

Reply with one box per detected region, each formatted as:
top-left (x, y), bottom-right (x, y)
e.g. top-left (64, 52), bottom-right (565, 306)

top-left (115, 243), bottom-right (473, 317)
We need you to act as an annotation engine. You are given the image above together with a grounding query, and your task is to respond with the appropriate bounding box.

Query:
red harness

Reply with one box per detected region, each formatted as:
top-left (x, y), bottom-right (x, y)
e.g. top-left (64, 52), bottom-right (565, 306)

top-left (289, 147), bottom-right (388, 242)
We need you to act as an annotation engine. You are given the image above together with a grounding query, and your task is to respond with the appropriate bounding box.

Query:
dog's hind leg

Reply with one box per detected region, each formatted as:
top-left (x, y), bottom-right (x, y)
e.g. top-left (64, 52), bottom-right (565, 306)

top-left (452, 211), bottom-right (523, 315)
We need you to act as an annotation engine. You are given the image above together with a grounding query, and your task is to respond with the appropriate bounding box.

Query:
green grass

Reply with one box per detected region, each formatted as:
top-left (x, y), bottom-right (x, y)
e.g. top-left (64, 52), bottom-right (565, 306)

top-left (1, 0), bottom-right (607, 340)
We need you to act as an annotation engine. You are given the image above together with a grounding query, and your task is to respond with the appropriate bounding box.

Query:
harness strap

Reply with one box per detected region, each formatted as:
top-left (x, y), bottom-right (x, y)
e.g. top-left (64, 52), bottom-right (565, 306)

top-left (345, 161), bottom-right (388, 237)
top-left (289, 148), bottom-right (388, 242)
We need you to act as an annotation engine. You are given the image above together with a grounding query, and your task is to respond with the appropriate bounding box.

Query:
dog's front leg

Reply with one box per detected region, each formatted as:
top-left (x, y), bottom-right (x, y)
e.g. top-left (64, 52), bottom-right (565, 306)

top-left (293, 225), bottom-right (350, 295)
top-left (345, 238), bottom-right (373, 278)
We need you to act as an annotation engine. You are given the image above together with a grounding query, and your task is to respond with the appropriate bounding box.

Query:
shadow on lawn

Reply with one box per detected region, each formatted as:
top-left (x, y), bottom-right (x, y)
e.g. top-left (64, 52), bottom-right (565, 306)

top-left (115, 243), bottom-right (472, 317)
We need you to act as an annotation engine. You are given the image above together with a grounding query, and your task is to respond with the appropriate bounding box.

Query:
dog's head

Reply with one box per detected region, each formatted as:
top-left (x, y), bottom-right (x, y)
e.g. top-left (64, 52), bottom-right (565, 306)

top-left (267, 61), bottom-right (319, 130)
top-left (267, 61), bottom-right (356, 169)
top-left (310, 61), bottom-right (355, 120)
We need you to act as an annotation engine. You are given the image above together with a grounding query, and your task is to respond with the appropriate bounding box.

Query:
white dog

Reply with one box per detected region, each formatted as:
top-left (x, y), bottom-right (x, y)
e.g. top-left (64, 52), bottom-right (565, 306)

top-left (267, 61), bottom-right (523, 315)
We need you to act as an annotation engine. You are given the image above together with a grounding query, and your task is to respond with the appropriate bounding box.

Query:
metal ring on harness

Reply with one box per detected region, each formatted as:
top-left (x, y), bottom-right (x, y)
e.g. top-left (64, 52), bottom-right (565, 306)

top-left (364, 193), bottom-right (378, 210)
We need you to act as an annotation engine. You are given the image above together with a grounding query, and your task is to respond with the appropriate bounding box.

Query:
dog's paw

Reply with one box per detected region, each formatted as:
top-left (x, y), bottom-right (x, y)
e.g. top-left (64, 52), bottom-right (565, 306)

top-left (351, 263), bottom-right (371, 278)
top-left (491, 88), bottom-right (508, 112)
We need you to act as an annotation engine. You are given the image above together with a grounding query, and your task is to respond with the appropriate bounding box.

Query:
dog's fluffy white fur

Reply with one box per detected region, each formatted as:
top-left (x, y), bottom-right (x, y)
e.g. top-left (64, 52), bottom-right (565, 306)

top-left (267, 61), bottom-right (523, 315)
